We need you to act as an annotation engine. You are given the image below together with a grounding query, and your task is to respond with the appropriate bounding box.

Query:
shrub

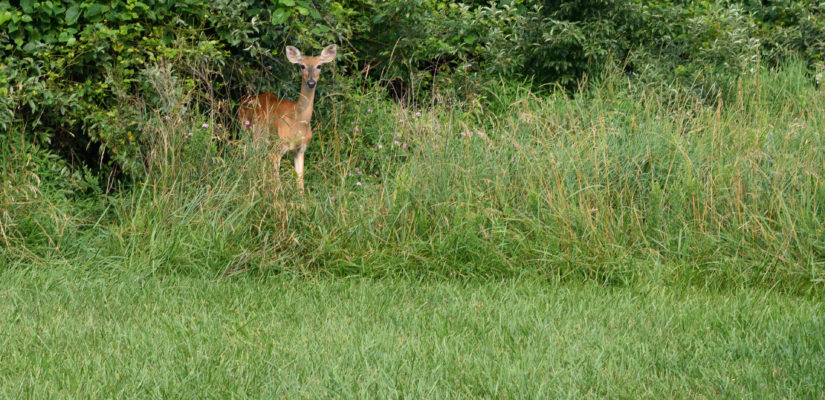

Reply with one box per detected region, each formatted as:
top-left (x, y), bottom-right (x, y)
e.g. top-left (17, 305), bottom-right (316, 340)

top-left (0, 0), bottom-right (346, 179)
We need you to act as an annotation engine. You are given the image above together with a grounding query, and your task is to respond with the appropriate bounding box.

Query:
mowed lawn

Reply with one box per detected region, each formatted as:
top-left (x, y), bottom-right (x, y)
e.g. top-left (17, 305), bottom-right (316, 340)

top-left (1, 266), bottom-right (823, 399)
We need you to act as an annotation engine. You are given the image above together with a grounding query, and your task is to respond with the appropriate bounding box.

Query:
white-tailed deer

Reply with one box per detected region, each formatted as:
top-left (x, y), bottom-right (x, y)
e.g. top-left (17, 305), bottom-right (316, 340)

top-left (239, 44), bottom-right (337, 191)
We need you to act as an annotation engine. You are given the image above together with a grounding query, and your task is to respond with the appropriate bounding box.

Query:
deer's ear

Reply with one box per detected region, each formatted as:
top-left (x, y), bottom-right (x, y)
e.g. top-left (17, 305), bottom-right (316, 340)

top-left (318, 44), bottom-right (337, 64)
top-left (285, 46), bottom-right (302, 64)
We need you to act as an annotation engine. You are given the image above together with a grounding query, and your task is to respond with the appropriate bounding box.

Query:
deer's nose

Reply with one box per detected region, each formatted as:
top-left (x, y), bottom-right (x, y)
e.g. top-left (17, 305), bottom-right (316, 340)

top-left (306, 80), bottom-right (317, 89)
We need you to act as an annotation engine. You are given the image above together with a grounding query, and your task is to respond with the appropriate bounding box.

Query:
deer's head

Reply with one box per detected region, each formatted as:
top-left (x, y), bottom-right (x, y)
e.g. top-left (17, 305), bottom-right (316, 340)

top-left (286, 45), bottom-right (337, 90)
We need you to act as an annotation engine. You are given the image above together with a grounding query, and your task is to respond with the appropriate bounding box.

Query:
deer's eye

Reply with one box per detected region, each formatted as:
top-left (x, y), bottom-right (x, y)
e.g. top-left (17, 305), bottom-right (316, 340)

top-left (300, 65), bottom-right (306, 69)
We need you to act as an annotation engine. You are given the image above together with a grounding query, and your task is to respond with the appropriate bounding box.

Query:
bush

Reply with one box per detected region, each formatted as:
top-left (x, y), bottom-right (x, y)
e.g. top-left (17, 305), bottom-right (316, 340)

top-left (0, 0), bottom-right (347, 179)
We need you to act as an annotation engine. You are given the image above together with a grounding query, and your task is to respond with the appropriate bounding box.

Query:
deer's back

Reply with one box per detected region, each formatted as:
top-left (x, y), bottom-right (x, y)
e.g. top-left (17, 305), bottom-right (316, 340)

top-left (239, 93), bottom-right (300, 143)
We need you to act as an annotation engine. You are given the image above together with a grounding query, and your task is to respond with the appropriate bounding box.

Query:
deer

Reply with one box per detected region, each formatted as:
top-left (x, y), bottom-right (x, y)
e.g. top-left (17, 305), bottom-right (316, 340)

top-left (239, 44), bottom-right (337, 192)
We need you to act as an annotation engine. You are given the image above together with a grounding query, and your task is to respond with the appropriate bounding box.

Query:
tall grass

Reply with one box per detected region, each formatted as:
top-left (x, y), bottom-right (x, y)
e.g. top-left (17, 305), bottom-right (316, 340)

top-left (298, 60), bottom-right (825, 290)
top-left (3, 60), bottom-right (823, 293)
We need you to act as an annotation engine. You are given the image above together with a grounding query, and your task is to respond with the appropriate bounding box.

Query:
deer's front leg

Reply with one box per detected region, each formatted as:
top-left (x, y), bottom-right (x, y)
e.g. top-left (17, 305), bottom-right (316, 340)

top-left (294, 145), bottom-right (307, 192)
top-left (272, 145), bottom-right (288, 185)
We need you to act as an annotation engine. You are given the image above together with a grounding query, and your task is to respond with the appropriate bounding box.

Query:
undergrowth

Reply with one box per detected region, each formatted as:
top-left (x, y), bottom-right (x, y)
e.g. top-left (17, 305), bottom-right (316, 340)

top-left (2, 60), bottom-right (823, 294)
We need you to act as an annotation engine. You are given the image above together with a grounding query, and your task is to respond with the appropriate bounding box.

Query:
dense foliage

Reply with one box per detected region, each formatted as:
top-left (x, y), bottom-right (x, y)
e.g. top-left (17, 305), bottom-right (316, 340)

top-left (3, 0), bottom-right (824, 178)
top-left (1, 0), bottom-right (352, 177)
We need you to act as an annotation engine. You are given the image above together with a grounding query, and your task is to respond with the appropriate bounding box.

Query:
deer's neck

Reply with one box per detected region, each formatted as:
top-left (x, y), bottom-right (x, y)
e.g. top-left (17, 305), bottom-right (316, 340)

top-left (295, 86), bottom-right (316, 126)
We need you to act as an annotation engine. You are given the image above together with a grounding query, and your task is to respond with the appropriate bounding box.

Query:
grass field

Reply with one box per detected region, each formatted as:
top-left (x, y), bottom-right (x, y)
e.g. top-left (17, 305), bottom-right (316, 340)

top-left (1, 266), bottom-right (823, 399)
top-left (2, 62), bottom-right (825, 397)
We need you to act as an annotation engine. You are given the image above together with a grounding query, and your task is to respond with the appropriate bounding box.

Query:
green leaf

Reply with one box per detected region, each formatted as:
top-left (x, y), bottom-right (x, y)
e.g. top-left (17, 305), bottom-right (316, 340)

top-left (85, 4), bottom-right (108, 19)
top-left (22, 40), bottom-right (39, 53)
top-left (58, 30), bottom-right (75, 43)
top-left (271, 8), bottom-right (290, 25)
top-left (279, 0), bottom-right (295, 6)
top-left (65, 5), bottom-right (81, 25)
top-left (311, 25), bottom-right (330, 34)
top-left (20, 0), bottom-right (35, 13)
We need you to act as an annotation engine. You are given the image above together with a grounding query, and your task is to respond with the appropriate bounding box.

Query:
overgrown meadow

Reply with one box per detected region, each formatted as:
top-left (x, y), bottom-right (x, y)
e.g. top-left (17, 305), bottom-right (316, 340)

top-left (3, 60), bottom-right (823, 294)
top-left (3, 1), bottom-right (825, 395)
top-left (4, 58), bottom-right (825, 398)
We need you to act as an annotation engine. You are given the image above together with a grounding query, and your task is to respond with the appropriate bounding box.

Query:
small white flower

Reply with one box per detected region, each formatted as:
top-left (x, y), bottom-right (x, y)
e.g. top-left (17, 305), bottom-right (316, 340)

top-left (202, 123), bottom-right (209, 128)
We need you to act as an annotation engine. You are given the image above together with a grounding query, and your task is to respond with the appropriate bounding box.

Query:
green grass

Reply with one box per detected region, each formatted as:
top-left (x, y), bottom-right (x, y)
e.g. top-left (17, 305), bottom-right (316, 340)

top-left (3, 61), bottom-right (824, 290)
top-left (2, 62), bottom-right (825, 397)
top-left (1, 266), bottom-right (823, 398)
